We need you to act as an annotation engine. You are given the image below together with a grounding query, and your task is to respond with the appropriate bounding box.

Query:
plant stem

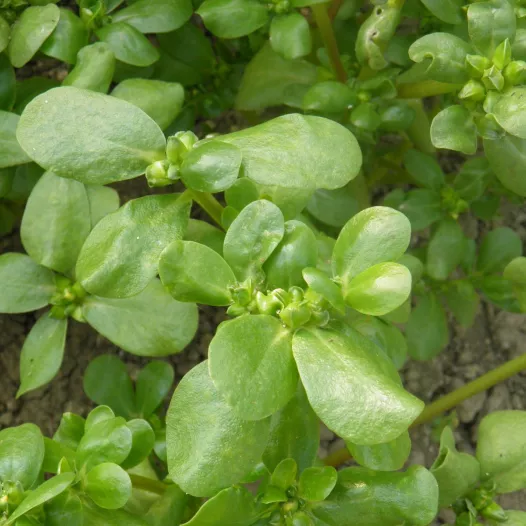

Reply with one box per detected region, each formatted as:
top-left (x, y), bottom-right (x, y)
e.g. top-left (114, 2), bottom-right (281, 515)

top-left (324, 352), bottom-right (526, 467)
top-left (328, 0), bottom-right (344, 20)
top-left (186, 189), bottom-right (225, 230)
top-left (397, 80), bottom-right (462, 99)
top-left (129, 474), bottom-right (167, 495)
top-left (312, 4), bottom-right (347, 83)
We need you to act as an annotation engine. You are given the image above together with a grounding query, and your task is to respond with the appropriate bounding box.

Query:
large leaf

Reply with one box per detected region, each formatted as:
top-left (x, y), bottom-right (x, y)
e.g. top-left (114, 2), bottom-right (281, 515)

top-left (0, 253), bottom-right (55, 313)
top-left (76, 193), bottom-right (190, 298)
top-left (493, 87), bottom-right (526, 140)
top-left (209, 315), bottom-right (297, 420)
top-left (292, 327), bottom-right (423, 445)
top-left (0, 111), bottom-right (31, 168)
top-left (403, 149), bottom-right (445, 191)
top-left (18, 315), bottom-right (68, 397)
top-left (21, 171), bottom-right (91, 274)
top-left (86, 185), bottom-right (120, 227)
top-left (216, 114), bottom-right (362, 190)
top-left (167, 361), bottom-right (270, 496)
top-left (270, 12), bottom-right (311, 61)
top-left (477, 227), bottom-right (522, 274)
top-left (112, 0), bottom-right (192, 33)
top-left (430, 105), bottom-right (477, 155)
top-left (0, 424), bottom-right (44, 489)
top-left (83, 279), bottom-right (198, 357)
top-left (17, 87), bottom-right (166, 185)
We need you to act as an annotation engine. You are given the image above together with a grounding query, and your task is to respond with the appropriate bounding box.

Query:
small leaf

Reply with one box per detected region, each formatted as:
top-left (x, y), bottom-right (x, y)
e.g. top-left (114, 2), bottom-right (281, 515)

top-left (223, 199), bottom-right (284, 283)
top-left (209, 315), bottom-right (297, 420)
top-left (299, 466), bottom-right (337, 502)
top-left (0, 111), bottom-right (31, 168)
top-left (159, 240), bottom-right (236, 306)
top-left (303, 81), bottom-right (354, 113)
top-left (111, 79), bottom-right (184, 131)
top-left (120, 419), bottom-right (155, 469)
top-left (112, 0), bottom-right (192, 34)
top-left (45, 491), bottom-right (83, 526)
top-left (431, 105), bottom-right (478, 155)
top-left (85, 463), bottom-right (132, 510)
top-left (144, 484), bottom-right (187, 526)
top-left (17, 87), bottom-right (166, 185)
top-left (77, 194), bottom-right (190, 298)
top-left (0, 253), bottom-right (55, 313)
top-left (180, 141), bottom-right (242, 192)
top-left (166, 361), bottom-right (270, 496)
top-left (302, 267), bottom-right (345, 314)
top-left (426, 218), bottom-right (465, 281)
top-left (85, 406), bottom-right (115, 432)
top-left (271, 458), bottom-right (297, 490)
top-left (406, 292), bottom-right (449, 360)
top-left (292, 327), bottom-right (423, 445)
top-left (83, 355), bottom-right (136, 418)
top-left (421, 0), bottom-right (463, 25)
top-left (332, 206), bottom-right (411, 291)
top-left (0, 424), bottom-right (44, 490)
top-left (136, 361), bottom-right (175, 418)
top-left (83, 279), bottom-right (198, 357)
top-left (453, 157), bottom-right (492, 202)
top-left (398, 189), bottom-right (443, 231)
top-left (53, 413), bottom-right (85, 450)
top-left (18, 315), bottom-right (68, 398)
top-left (21, 171), bottom-right (91, 274)
top-left (7, 4), bottom-right (60, 67)
top-left (42, 437), bottom-right (75, 474)
top-left (270, 13), bottom-right (311, 60)
top-left (403, 149), bottom-right (444, 191)
top-left (477, 227), bottom-right (522, 274)
top-left (479, 275), bottom-right (521, 312)
top-left (444, 281), bottom-right (480, 328)
top-left (197, 0), bottom-right (268, 39)
top-left (344, 262), bottom-right (411, 316)
top-left (347, 431), bottom-right (411, 471)
top-left (96, 22), bottom-right (160, 67)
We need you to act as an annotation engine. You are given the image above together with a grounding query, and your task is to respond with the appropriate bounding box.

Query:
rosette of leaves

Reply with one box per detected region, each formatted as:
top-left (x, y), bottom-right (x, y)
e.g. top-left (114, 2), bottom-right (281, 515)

top-left (0, 172), bottom-right (197, 396)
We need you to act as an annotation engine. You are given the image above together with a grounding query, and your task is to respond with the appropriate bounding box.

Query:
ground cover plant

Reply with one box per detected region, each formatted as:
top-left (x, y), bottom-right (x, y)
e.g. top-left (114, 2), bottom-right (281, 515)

top-left (1, 0), bottom-right (526, 524)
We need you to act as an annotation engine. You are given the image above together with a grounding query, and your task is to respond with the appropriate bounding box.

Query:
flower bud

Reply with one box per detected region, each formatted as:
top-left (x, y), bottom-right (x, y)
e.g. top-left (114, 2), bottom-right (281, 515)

top-left (166, 131), bottom-right (198, 163)
top-left (504, 60), bottom-right (526, 85)
top-left (466, 54), bottom-right (491, 78)
top-left (492, 38), bottom-right (512, 70)
top-left (279, 303), bottom-right (311, 329)
top-left (458, 80), bottom-right (486, 102)
top-left (256, 291), bottom-right (283, 316)
top-left (145, 160), bottom-right (171, 188)
top-left (480, 501), bottom-right (507, 522)
top-left (482, 65), bottom-right (505, 91)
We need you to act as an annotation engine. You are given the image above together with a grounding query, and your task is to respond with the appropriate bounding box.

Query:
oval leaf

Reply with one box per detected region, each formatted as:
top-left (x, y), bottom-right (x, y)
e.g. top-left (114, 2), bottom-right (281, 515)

top-left (85, 463), bottom-right (132, 510)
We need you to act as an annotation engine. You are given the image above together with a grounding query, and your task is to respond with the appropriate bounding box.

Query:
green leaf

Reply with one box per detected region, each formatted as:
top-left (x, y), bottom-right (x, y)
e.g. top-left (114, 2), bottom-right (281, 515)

top-left (421, 0), bottom-right (463, 24)
top-left (444, 281), bottom-right (480, 328)
top-left (159, 240), bottom-right (236, 306)
top-left (209, 315), bottom-right (297, 420)
top-left (84, 463), bottom-right (131, 510)
top-left (112, 0), bottom-right (192, 33)
top-left (406, 292), bottom-right (449, 360)
top-left (263, 220), bottom-right (317, 290)
top-left (431, 427), bottom-right (480, 508)
top-left (82, 500), bottom-right (149, 526)
top-left (477, 227), bottom-right (522, 274)
top-left (426, 218), bottom-right (465, 281)
top-left (405, 33), bottom-right (471, 84)
top-left (236, 43), bottom-right (317, 111)
top-left (85, 406), bottom-right (116, 433)
top-left (224, 199), bottom-right (284, 283)
top-left (302, 267), bottom-right (345, 314)
top-left (479, 275), bottom-right (521, 312)
top-left (180, 141), bottom-right (242, 192)
top-left (0, 111), bottom-right (31, 168)
top-left (42, 437), bottom-right (75, 474)
top-left (86, 185), bottom-right (120, 227)
top-left (53, 412), bottom-right (85, 450)
top-left (0, 54), bottom-right (16, 111)
top-left (83, 279), bottom-right (198, 357)
top-left (183, 486), bottom-right (262, 526)
top-left (467, 0), bottom-right (515, 58)
top-left (40, 8), bottom-right (88, 64)
top-left (7, 4), bottom-right (60, 67)
top-left (431, 105), bottom-right (478, 155)
top-left (166, 361), bottom-right (270, 497)
top-left (0, 16), bottom-right (9, 54)
top-left (271, 458), bottom-right (297, 490)
top-left (347, 431), bottom-right (411, 471)
top-left (332, 206), bottom-right (411, 292)
top-left (96, 22), bottom-right (160, 67)
top-left (311, 466), bottom-right (439, 526)
top-left (217, 114), bottom-right (362, 190)
top-left (17, 87), bottom-right (166, 185)
top-left (492, 87), bottom-right (526, 140)
top-left (135, 361), bottom-right (174, 418)
top-left (21, 171), bottom-right (91, 274)
top-left (83, 355), bottom-right (136, 418)
top-left (17, 315), bottom-right (67, 397)
top-left (497, 511), bottom-right (526, 525)
top-left (197, 0), bottom-right (268, 38)
top-left (120, 419), bottom-right (155, 469)
top-left (45, 491), bottom-right (83, 526)
top-left (144, 484), bottom-right (187, 526)
top-left (292, 327), bottom-right (423, 445)
top-left (270, 13), bottom-right (311, 60)
top-left (476, 410), bottom-right (526, 493)
top-left (5, 473), bottom-right (75, 525)
top-left (62, 42), bottom-right (116, 93)
top-left (398, 189), bottom-right (443, 231)
top-left (403, 149), bottom-right (444, 191)
top-left (453, 157), bottom-right (492, 202)
top-left (0, 424), bottom-right (44, 489)
top-left (344, 262), bottom-right (411, 316)
top-left (299, 466), bottom-right (337, 502)
top-left (76, 417), bottom-right (133, 471)
top-left (77, 194), bottom-right (190, 298)
top-left (111, 79), bottom-right (184, 131)
top-left (263, 385), bottom-right (319, 474)
top-left (0, 253), bottom-right (55, 313)
top-left (185, 219), bottom-right (225, 255)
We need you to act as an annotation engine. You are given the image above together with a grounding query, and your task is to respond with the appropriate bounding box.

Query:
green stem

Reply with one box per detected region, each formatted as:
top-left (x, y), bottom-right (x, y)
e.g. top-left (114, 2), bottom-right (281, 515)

top-left (129, 474), bottom-right (167, 495)
top-left (186, 189), bottom-right (225, 230)
top-left (397, 80), bottom-right (462, 99)
top-left (324, 353), bottom-right (526, 467)
top-left (312, 4), bottom-right (347, 83)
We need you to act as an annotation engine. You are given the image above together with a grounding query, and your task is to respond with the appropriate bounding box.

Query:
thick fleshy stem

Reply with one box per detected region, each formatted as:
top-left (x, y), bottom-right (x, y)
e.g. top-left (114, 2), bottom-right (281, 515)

top-left (324, 352), bottom-right (526, 467)
top-left (129, 474), bottom-right (168, 495)
top-left (312, 4), bottom-right (347, 83)
top-left (186, 189), bottom-right (225, 230)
